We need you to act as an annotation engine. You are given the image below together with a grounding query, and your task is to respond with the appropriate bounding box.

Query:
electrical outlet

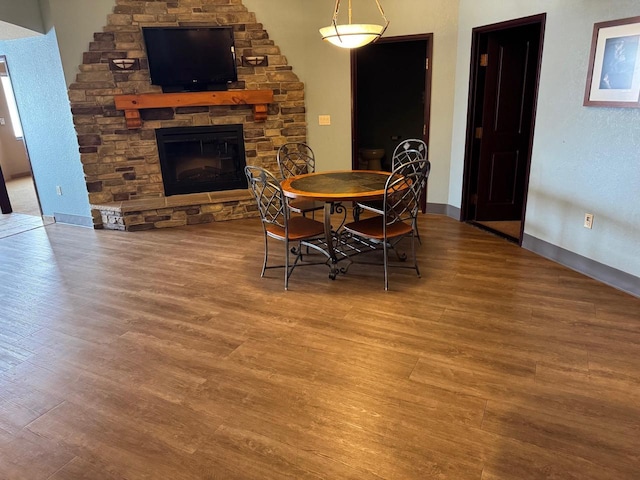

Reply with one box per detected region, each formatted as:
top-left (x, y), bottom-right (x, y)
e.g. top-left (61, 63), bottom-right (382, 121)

top-left (56, 186), bottom-right (63, 196)
top-left (584, 213), bottom-right (594, 229)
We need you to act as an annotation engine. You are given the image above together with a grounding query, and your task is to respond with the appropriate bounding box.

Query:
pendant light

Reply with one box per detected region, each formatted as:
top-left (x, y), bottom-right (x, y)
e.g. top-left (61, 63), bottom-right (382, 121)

top-left (319, 0), bottom-right (389, 49)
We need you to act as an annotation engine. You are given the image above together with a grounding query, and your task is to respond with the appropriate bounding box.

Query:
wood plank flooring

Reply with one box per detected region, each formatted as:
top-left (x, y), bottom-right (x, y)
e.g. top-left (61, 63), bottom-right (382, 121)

top-left (0, 215), bottom-right (638, 479)
top-left (0, 213), bottom-right (44, 239)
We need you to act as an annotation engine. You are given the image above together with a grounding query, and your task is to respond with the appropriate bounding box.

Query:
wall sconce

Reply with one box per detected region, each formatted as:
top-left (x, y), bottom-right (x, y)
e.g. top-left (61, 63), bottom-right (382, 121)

top-left (110, 58), bottom-right (138, 70)
top-left (241, 55), bottom-right (268, 67)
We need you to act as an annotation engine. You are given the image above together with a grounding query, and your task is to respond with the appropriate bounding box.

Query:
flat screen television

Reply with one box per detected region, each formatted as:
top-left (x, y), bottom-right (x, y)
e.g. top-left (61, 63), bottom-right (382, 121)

top-left (142, 26), bottom-right (238, 92)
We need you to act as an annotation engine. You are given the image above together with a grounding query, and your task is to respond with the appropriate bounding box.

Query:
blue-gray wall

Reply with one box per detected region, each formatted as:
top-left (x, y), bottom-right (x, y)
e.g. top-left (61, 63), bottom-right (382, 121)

top-left (449, 0), bottom-right (640, 280)
top-left (0, 0), bottom-right (44, 39)
top-left (0, 29), bottom-right (90, 223)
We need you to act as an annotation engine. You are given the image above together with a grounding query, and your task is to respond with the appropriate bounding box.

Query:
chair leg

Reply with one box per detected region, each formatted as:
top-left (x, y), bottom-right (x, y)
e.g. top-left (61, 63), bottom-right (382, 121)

top-left (383, 236), bottom-right (389, 291)
top-left (412, 231), bottom-right (421, 278)
top-left (413, 218), bottom-right (422, 245)
top-left (284, 238), bottom-right (289, 290)
top-left (261, 233), bottom-right (269, 277)
top-left (353, 204), bottom-right (361, 222)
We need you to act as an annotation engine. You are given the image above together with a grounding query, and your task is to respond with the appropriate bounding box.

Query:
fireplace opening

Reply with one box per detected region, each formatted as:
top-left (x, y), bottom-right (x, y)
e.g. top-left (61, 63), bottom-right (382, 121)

top-left (156, 124), bottom-right (247, 196)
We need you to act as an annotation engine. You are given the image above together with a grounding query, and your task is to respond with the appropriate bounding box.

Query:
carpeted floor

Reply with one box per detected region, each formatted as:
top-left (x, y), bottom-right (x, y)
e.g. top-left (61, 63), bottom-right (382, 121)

top-left (4, 175), bottom-right (41, 216)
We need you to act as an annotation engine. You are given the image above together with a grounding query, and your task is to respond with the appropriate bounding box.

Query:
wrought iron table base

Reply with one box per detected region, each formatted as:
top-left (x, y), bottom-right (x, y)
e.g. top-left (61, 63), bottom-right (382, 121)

top-left (303, 201), bottom-right (407, 280)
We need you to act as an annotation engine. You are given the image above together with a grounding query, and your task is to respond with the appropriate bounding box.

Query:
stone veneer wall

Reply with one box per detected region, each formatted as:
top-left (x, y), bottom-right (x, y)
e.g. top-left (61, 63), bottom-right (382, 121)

top-left (69, 0), bottom-right (306, 231)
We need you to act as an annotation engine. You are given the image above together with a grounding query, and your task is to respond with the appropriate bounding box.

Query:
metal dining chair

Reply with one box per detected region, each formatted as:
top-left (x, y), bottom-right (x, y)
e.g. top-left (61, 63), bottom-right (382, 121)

top-left (244, 165), bottom-right (327, 290)
top-left (392, 139), bottom-right (428, 222)
top-left (355, 144), bottom-right (429, 243)
top-left (277, 143), bottom-right (324, 216)
top-left (343, 159), bottom-right (431, 290)
top-left (355, 138), bottom-right (428, 238)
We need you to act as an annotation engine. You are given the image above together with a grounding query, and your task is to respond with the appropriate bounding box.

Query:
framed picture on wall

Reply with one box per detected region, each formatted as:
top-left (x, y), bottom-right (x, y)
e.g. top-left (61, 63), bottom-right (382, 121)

top-left (584, 16), bottom-right (640, 108)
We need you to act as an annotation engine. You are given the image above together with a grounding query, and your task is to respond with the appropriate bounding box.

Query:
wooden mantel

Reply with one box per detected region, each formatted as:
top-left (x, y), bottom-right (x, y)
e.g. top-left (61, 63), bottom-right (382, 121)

top-left (114, 89), bottom-right (274, 129)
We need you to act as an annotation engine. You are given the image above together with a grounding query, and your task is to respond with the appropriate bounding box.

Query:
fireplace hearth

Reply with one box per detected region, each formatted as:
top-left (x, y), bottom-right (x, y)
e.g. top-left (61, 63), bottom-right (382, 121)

top-left (156, 125), bottom-right (247, 196)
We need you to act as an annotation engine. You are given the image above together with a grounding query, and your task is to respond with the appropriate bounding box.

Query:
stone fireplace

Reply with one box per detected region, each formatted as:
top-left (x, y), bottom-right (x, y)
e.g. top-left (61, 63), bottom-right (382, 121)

top-left (69, 0), bottom-right (307, 231)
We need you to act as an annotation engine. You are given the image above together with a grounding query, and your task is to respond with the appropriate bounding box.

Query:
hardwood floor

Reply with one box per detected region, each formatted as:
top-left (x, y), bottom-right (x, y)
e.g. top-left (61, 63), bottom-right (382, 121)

top-left (0, 215), bottom-right (638, 479)
top-left (0, 212), bottom-right (44, 239)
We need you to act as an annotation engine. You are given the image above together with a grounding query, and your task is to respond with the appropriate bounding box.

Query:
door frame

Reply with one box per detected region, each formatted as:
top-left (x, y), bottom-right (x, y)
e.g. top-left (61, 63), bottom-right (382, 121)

top-left (350, 33), bottom-right (433, 170)
top-left (0, 165), bottom-right (11, 214)
top-left (0, 55), bottom-right (40, 216)
top-left (460, 14), bottom-right (546, 244)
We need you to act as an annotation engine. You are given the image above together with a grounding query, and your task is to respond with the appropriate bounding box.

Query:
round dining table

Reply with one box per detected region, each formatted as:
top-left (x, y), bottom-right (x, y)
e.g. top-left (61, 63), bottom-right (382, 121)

top-left (280, 170), bottom-right (391, 267)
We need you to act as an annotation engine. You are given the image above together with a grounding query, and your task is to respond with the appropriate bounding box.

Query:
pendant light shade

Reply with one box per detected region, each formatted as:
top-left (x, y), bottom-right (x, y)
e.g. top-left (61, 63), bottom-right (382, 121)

top-left (320, 0), bottom-right (389, 49)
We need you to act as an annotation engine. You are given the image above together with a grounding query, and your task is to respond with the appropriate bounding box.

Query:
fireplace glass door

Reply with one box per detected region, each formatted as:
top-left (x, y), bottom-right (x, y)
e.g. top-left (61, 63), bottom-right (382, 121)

top-left (156, 124), bottom-right (247, 196)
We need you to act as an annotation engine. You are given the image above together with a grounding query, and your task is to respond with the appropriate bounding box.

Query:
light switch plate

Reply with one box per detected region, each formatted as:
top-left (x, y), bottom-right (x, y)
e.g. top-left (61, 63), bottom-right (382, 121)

top-left (318, 115), bottom-right (331, 126)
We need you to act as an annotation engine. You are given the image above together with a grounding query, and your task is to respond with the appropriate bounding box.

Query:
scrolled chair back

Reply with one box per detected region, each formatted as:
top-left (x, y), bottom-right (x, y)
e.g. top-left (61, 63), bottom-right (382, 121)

top-left (393, 148), bottom-right (426, 172)
top-left (277, 143), bottom-right (316, 179)
top-left (244, 165), bottom-right (287, 229)
top-left (392, 138), bottom-right (427, 167)
top-left (384, 159), bottom-right (431, 226)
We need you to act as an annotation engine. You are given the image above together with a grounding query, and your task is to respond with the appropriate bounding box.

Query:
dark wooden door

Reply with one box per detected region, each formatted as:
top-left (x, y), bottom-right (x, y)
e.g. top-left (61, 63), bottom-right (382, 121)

top-left (475, 23), bottom-right (540, 220)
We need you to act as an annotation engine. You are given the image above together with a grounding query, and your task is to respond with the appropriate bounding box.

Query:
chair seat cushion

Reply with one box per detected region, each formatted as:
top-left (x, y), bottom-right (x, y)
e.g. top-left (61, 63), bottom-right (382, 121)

top-left (289, 199), bottom-right (325, 213)
top-left (344, 215), bottom-right (412, 240)
top-left (266, 216), bottom-right (325, 241)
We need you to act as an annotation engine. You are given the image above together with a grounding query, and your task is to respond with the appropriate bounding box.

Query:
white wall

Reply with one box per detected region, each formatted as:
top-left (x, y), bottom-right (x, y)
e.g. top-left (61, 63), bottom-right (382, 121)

top-left (40, 0), bottom-right (114, 86)
top-left (450, 0), bottom-right (640, 278)
top-left (242, 0), bottom-right (460, 205)
top-left (242, 0), bottom-right (352, 173)
top-left (0, 0), bottom-right (43, 39)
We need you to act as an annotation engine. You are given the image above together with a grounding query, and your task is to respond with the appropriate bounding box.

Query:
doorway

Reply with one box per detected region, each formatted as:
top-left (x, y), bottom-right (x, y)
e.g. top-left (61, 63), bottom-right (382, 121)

top-left (461, 15), bottom-right (545, 244)
top-left (351, 34), bottom-right (432, 173)
top-left (0, 56), bottom-right (41, 217)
